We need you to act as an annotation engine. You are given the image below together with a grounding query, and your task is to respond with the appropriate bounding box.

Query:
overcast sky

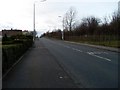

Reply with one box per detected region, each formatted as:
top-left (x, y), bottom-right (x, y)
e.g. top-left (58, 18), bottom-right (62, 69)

top-left (0, 0), bottom-right (119, 36)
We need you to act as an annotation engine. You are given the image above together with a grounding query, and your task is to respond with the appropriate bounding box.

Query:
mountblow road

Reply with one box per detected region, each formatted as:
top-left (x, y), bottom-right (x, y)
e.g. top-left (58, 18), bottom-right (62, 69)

top-left (3, 38), bottom-right (118, 88)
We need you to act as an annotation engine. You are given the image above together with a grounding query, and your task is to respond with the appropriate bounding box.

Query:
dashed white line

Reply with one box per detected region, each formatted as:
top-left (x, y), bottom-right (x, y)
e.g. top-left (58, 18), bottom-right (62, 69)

top-left (58, 43), bottom-right (83, 53)
top-left (87, 52), bottom-right (94, 54)
top-left (64, 46), bottom-right (70, 48)
top-left (87, 52), bottom-right (111, 62)
top-left (57, 44), bottom-right (71, 49)
top-left (58, 43), bottom-right (83, 52)
top-left (76, 49), bottom-right (83, 52)
top-left (72, 48), bottom-right (83, 52)
top-left (87, 51), bottom-right (108, 55)
top-left (92, 54), bottom-right (111, 61)
top-left (72, 48), bottom-right (76, 50)
top-left (57, 43), bottom-right (111, 62)
top-left (103, 52), bottom-right (108, 54)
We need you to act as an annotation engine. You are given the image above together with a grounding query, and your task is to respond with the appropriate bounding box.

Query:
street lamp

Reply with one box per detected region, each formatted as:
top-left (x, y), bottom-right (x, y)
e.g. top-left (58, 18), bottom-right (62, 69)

top-left (58, 16), bottom-right (64, 40)
top-left (33, 0), bottom-right (47, 41)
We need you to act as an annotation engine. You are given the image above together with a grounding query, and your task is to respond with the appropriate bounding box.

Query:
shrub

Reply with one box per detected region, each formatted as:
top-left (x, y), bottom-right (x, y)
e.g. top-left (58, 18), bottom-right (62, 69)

top-left (2, 39), bottom-right (33, 74)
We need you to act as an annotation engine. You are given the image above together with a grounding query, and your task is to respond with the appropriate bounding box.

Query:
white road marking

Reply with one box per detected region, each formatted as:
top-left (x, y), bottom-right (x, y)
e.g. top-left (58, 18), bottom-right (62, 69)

top-left (54, 42), bottom-right (111, 62)
top-left (72, 48), bottom-right (83, 52)
top-left (103, 52), bottom-right (108, 54)
top-left (72, 48), bottom-right (76, 50)
top-left (87, 51), bottom-right (108, 55)
top-left (75, 49), bottom-right (83, 52)
top-left (57, 43), bottom-right (70, 48)
top-left (57, 43), bottom-right (83, 52)
top-left (87, 52), bottom-right (94, 54)
top-left (92, 54), bottom-right (111, 61)
top-left (64, 46), bottom-right (70, 48)
top-left (87, 52), bottom-right (111, 62)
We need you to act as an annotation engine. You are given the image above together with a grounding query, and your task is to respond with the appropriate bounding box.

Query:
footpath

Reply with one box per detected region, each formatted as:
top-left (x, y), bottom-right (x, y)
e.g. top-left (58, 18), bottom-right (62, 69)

top-left (2, 40), bottom-right (77, 88)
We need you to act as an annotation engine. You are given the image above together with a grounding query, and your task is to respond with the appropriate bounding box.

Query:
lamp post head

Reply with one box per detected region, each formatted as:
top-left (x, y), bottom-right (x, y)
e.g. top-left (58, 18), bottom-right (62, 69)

top-left (58, 16), bottom-right (62, 18)
top-left (40, 0), bottom-right (47, 2)
top-left (34, 0), bottom-right (47, 4)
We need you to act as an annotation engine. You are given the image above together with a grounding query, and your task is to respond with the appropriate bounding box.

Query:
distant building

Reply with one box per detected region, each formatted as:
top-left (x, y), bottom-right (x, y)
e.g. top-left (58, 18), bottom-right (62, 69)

top-left (2, 29), bottom-right (22, 37)
top-left (0, 31), bottom-right (2, 36)
top-left (22, 30), bottom-right (31, 35)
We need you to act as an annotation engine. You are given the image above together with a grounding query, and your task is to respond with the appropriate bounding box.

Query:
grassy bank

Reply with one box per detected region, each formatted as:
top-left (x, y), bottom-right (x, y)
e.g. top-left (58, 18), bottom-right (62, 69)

top-left (66, 39), bottom-right (119, 48)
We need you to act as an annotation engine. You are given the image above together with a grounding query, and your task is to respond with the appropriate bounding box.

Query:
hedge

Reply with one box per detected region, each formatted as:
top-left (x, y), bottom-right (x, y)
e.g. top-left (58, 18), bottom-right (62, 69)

top-left (2, 40), bottom-right (33, 75)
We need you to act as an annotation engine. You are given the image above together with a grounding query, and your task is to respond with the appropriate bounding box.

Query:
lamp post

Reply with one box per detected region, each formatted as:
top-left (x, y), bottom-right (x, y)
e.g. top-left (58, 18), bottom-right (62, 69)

top-left (58, 16), bottom-right (64, 40)
top-left (33, 0), bottom-right (46, 41)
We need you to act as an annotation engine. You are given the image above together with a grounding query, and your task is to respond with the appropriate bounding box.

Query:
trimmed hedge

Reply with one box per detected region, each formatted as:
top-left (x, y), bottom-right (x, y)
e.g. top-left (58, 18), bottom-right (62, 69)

top-left (2, 40), bottom-right (33, 74)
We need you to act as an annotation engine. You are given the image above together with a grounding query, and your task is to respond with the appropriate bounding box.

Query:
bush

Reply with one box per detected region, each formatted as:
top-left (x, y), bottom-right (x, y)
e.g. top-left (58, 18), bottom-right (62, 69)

top-left (2, 40), bottom-right (33, 74)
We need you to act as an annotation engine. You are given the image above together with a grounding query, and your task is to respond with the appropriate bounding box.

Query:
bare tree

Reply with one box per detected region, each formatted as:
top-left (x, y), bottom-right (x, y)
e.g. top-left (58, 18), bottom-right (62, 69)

top-left (63, 7), bottom-right (77, 31)
top-left (81, 16), bottom-right (101, 35)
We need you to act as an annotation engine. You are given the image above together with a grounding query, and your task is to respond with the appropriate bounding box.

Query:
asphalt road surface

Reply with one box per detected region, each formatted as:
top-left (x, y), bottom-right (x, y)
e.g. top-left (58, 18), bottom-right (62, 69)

top-left (3, 38), bottom-right (119, 88)
top-left (40, 38), bottom-right (118, 88)
top-left (3, 39), bottom-right (77, 88)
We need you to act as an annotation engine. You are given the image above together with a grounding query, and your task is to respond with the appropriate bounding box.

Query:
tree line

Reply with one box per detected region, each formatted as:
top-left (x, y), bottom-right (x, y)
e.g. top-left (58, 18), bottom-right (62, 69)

top-left (41, 7), bottom-right (120, 47)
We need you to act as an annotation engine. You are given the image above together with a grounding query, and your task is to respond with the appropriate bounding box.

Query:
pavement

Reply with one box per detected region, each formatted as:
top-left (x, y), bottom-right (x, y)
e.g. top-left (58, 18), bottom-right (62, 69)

top-left (2, 39), bottom-right (77, 88)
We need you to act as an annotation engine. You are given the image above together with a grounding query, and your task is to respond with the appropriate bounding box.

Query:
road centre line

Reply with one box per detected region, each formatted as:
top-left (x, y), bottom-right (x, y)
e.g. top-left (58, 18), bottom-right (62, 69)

top-left (75, 49), bottom-right (83, 52)
top-left (64, 46), bottom-right (71, 48)
top-left (72, 48), bottom-right (83, 52)
top-left (58, 44), bottom-right (70, 48)
top-left (87, 52), bottom-right (111, 62)
top-left (62, 45), bottom-right (111, 62)
top-left (57, 43), bottom-right (83, 52)
top-left (56, 42), bottom-right (111, 62)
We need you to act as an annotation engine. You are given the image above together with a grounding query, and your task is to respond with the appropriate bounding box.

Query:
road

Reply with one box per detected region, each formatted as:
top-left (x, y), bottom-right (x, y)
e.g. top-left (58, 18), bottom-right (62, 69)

top-left (2, 39), bottom-right (77, 88)
top-left (40, 38), bottom-right (118, 88)
top-left (3, 38), bottom-right (118, 88)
